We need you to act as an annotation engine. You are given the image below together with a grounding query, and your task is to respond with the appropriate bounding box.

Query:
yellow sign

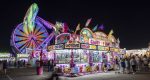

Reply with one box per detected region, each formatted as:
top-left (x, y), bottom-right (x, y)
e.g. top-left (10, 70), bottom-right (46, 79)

top-left (110, 48), bottom-right (120, 52)
top-left (104, 47), bottom-right (109, 51)
top-left (65, 44), bottom-right (80, 48)
top-left (17, 54), bottom-right (29, 58)
top-left (89, 45), bottom-right (96, 50)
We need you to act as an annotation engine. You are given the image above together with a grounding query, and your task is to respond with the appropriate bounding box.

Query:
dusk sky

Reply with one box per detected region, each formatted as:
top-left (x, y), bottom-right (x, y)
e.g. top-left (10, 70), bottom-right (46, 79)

top-left (0, 0), bottom-right (150, 51)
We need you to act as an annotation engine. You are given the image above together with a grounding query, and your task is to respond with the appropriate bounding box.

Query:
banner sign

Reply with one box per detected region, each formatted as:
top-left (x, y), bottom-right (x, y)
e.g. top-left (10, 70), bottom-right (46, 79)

top-left (47, 45), bottom-right (54, 51)
top-left (65, 44), bottom-right (80, 49)
top-left (17, 54), bottom-right (29, 58)
top-left (0, 54), bottom-right (10, 57)
top-left (89, 45), bottom-right (96, 50)
top-left (81, 44), bottom-right (89, 49)
top-left (54, 44), bottom-right (64, 49)
top-left (89, 39), bottom-right (105, 46)
top-left (110, 48), bottom-right (119, 52)
top-left (98, 46), bottom-right (109, 51)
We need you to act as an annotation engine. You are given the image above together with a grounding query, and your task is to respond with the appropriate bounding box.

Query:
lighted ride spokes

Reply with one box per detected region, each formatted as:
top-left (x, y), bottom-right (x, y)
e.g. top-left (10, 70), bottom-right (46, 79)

top-left (13, 17), bottom-right (49, 54)
top-left (11, 3), bottom-right (55, 54)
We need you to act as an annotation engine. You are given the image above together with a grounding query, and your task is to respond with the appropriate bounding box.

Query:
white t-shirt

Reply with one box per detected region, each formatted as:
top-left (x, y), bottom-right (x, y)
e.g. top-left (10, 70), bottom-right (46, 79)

top-left (135, 57), bottom-right (140, 64)
top-left (143, 58), bottom-right (148, 65)
top-left (130, 59), bottom-right (136, 65)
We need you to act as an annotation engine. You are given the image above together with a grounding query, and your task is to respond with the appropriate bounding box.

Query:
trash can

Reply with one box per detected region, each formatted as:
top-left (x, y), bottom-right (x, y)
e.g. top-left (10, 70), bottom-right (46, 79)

top-left (37, 66), bottom-right (43, 75)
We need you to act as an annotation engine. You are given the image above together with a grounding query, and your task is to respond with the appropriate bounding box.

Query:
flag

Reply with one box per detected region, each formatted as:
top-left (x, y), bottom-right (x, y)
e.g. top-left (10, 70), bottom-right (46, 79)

top-left (98, 24), bottom-right (104, 30)
top-left (108, 29), bottom-right (114, 36)
top-left (117, 38), bottom-right (120, 43)
top-left (85, 18), bottom-right (92, 27)
top-left (75, 23), bottom-right (80, 34)
top-left (92, 24), bottom-right (98, 31)
top-left (62, 23), bottom-right (69, 33)
top-left (76, 23), bottom-right (80, 31)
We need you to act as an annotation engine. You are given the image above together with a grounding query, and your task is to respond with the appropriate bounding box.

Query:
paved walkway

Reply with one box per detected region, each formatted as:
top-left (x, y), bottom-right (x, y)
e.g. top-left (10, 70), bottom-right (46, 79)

top-left (0, 67), bottom-right (52, 80)
top-left (0, 68), bottom-right (150, 80)
top-left (59, 71), bottom-right (150, 80)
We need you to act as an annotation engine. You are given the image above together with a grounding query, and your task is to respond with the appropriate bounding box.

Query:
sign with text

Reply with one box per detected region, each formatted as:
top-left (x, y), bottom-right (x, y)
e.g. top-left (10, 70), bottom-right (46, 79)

top-left (65, 43), bottom-right (80, 49)
top-left (110, 48), bottom-right (119, 52)
top-left (81, 44), bottom-right (90, 49)
top-left (0, 54), bottom-right (10, 57)
top-left (104, 47), bottom-right (109, 51)
top-left (98, 46), bottom-right (105, 50)
top-left (17, 54), bottom-right (29, 58)
top-left (89, 39), bottom-right (100, 45)
top-left (89, 39), bottom-right (105, 46)
top-left (110, 48), bottom-right (115, 51)
top-left (47, 45), bottom-right (54, 51)
top-left (54, 44), bottom-right (64, 49)
top-left (89, 45), bottom-right (97, 50)
top-left (98, 46), bottom-right (109, 51)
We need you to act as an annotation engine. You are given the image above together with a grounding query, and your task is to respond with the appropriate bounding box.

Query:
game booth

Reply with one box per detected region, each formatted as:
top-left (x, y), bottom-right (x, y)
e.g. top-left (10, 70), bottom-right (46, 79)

top-left (48, 28), bottom-right (121, 76)
top-left (10, 3), bottom-right (121, 76)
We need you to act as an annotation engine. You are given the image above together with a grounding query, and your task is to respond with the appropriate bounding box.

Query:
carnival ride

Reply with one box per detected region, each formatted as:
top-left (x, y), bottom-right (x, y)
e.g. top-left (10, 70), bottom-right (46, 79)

top-left (11, 3), bottom-right (55, 55)
top-left (10, 3), bottom-right (121, 76)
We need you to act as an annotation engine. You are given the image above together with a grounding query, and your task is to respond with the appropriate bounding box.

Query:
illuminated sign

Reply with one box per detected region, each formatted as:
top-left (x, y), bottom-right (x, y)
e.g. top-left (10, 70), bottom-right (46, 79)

top-left (98, 46), bottom-right (109, 51)
top-left (89, 45), bottom-right (96, 50)
top-left (54, 44), bottom-right (64, 49)
top-left (110, 48), bottom-right (114, 51)
top-left (65, 44), bottom-right (80, 48)
top-left (17, 54), bottom-right (29, 58)
top-left (110, 48), bottom-right (119, 52)
top-left (98, 46), bottom-right (105, 50)
top-left (48, 44), bottom-right (64, 50)
top-left (47, 45), bottom-right (54, 51)
top-left (89, 39), bottom-right (105, 46)
top-left (89, 39), bottom-right (100, 45)
top-left (81, 44), bottom-right (89, 49)
top-left (114, 48), bottom-right (119, 52)
top-left (0, 54), bottom-right (10, 57)
top-left (104, 47), bottom-right (109, 51)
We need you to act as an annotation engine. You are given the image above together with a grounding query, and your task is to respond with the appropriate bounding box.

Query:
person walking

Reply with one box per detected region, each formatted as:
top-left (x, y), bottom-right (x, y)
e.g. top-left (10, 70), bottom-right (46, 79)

top-left (50, 64), bottom-right (59, 80)
top-left (3, 60), bottom-right (8, 74)
top-left (115, 57), bottom-right (120, 71)
top-left (142, 55), bottom-right (149, 71)
top-left (17, 60), bottom-right (20, 68)
top-left (23, 60), bottom-right (26, 67)
top-left (125, 58), bottom-right (130, 74)
top-left (47, 60), bottom-right (51, 72)
top-left (121, 58), bottom-right (125, 73)
top-left (130, 56), bottom-right (136, 74)
top-left (135, 55), bottom-right (141, 71)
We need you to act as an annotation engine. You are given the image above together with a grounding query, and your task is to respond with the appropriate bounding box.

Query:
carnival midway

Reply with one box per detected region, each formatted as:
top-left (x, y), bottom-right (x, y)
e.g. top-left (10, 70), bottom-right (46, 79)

top-left (0, 3), bottom-right (150, 77)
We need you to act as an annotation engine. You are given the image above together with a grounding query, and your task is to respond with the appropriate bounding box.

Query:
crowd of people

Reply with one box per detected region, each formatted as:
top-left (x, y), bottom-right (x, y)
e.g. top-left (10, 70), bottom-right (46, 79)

top-left (0, 60), bottom-right (26, 74)
top-left (114, 54), bottom-right (150, 74)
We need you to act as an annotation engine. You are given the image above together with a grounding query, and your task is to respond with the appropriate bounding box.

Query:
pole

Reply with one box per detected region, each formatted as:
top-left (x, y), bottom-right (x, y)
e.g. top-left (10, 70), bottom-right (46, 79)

top-left (70, 49), bottom-right (74, 68)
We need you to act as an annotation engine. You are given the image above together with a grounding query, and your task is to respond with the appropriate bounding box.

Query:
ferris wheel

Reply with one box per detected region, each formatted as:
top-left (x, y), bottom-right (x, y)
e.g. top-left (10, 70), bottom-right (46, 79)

top-left (11, 3), bottom-right (55, 54)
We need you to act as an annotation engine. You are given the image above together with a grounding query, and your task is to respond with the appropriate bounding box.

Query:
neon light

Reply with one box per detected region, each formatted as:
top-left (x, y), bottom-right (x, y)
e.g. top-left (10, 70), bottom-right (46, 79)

top-left (23, 3), bottom-right (39, 34)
